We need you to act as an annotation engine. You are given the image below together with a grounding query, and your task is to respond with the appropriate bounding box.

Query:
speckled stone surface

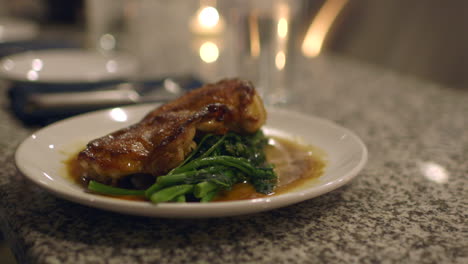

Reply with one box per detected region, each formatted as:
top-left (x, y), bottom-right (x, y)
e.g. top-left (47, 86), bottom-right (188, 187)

top-left (0, 55), bottom-right (467, 264)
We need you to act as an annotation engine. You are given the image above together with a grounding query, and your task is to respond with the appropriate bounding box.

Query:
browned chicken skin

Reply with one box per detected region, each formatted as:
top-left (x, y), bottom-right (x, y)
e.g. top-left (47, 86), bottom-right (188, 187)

top-left (77, 79), bottom-right (267, 185)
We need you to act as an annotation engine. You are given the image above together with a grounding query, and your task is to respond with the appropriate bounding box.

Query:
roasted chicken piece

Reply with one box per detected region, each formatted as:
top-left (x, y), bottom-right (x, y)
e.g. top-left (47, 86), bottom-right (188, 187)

top-left (77, 79), bottom-right (267, 185)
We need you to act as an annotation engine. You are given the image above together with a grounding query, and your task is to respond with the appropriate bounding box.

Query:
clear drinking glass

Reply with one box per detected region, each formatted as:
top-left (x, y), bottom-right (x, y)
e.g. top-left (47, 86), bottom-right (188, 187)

top-left (85, 0), bottom-right (306, 99)
top-left (108, 0), bottom-right (230, 81)
top-left (220, 0), bottom-right (305, 105)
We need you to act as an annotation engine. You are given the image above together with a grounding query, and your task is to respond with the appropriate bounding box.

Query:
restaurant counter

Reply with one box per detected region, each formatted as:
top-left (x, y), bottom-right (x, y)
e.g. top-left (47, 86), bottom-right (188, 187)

top-left (0, 55), bottom-right (466, 263)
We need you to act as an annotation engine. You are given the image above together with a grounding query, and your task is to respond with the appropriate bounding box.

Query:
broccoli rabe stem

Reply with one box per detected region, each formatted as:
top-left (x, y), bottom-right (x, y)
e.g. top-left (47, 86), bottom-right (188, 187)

top-left (174, 194), bottom-right (186, 202)
top-left (198, 134), bottom-right (227, 159)
top-left (194, 181), bottom-right (219, 198)
top-left (200, 190), bottom-right (218, 202)
top-left (144, 166), bottom-right (225, 198)
top-left (168, 134), bottom-right (214, 173)
top-left (150, 184), bottom-right (194, 203)
top-left (176, 156), bottom-right (255, 175)
top-left (145, 171), bottom-right (198, 197)
top-left (88, 180), bottom-right (146, 196)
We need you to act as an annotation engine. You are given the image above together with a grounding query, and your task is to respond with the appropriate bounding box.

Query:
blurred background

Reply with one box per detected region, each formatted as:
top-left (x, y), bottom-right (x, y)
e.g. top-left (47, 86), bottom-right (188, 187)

top-left (2, 0), bottom-right (467, 88)
top-left (0, 0), bottom-right (466, 262)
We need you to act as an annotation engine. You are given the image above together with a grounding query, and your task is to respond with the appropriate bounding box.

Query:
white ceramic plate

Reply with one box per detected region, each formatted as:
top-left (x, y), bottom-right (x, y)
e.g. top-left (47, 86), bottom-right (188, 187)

top-left (0, 49), bottom-right (137, 83)
top-left (15, 104), bottom-right (367, 218)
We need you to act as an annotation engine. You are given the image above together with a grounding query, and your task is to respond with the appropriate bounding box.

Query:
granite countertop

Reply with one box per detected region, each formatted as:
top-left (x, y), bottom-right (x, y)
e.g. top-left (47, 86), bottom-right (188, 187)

top-left (0, 55), bottom-right (466, 264)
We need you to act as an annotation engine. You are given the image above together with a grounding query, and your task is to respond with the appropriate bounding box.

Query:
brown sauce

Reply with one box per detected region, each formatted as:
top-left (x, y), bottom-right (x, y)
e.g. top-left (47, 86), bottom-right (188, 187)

top-left (66, 155), bottom-right (87, 186)
top-left (214, 136), bottom-right (326, 201)
top-left (65, 136), bottom-right (326, 201)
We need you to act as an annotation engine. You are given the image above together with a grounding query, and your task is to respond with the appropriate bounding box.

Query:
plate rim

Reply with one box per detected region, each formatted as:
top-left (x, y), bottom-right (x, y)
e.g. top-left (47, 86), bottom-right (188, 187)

top-left (0, 49), bottom-right (137, 84)
top-left (15, 104), bottom-right (368, 218)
